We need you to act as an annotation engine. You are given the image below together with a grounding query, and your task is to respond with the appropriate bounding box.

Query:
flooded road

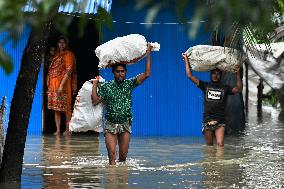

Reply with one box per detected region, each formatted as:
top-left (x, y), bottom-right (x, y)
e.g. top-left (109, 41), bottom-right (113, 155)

top-left (21, 105), bottom-right (284, 188)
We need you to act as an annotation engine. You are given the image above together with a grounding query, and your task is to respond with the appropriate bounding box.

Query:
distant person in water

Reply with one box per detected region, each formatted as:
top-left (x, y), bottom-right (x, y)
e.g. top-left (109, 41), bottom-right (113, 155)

top-left (182, 53), bottom-right (243, 147)
top-left (91, 44), bottom-right (153, 165)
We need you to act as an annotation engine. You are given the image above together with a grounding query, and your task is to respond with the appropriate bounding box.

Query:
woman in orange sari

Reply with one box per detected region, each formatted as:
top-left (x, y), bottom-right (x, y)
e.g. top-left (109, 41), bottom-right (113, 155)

top-left (47, 36), bottom-right (77, 136)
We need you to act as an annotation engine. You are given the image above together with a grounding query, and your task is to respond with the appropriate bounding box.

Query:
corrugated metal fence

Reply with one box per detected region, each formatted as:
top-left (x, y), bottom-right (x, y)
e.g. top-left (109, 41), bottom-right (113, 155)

top-left (100, 2), bottom-right (210, 136)
top-left (0, 26), bottom-right (43, 135)
top-left (23, 0), bottom-right (112, 14)
top-left (1, 1), bottom-right (211, 136)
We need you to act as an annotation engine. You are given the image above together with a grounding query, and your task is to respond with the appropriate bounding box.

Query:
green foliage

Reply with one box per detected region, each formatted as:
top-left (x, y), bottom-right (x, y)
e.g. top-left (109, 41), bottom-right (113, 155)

top-left (0, 1), bottom-right (27, 73)
top-left (276, 0), bottom-right (284, 16)
top-left (203, 0), bottom-right (277, 35)
top-left (130, 0), bottom-right (281, 37)
top-left (130, 0), bottom-right (283, 56)
top-left (263, 89), bottom-right (280, 108)
top-left (0, 46), bottom-right (12, 75)
top-left (0, 0), bottom-right (62, 74)
top-left (0, 0), bottom-right (112, 75)
top-left (0, 0), bottom-right (282, 74)
top-left (94, 7), bottom-right (113, 42)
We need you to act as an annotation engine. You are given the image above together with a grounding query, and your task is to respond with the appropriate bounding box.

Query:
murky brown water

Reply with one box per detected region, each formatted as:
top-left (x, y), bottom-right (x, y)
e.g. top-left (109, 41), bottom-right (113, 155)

top-left (20, 105), bottom-right (284, 189)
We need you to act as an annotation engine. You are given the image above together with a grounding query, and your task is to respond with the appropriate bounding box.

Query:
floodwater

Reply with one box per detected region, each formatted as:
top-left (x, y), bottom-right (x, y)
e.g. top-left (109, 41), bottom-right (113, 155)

top-left (18, 105), bottom-right (284, 189)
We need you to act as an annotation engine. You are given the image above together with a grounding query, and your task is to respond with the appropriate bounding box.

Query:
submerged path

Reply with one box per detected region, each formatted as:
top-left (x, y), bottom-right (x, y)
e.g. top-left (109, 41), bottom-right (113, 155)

top-left (21, 105), bottom-right (284, 189)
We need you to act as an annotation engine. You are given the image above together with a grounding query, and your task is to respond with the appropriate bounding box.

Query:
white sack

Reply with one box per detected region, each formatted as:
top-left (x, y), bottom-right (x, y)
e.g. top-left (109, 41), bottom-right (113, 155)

top-left (69, 77), bottom-right (105, 132)
top-left (95, 34), bottom-right (160, 68)
top-left (185, 45), bottom-right (244, 72)
top-left (244, 42), bottom-right (284, 90)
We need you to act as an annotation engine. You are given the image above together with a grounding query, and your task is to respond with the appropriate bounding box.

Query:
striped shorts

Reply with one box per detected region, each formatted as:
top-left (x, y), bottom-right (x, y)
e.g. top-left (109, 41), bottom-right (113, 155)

top-left (104, 119), bottom-right (132, 135)
top-left (202, 122), bottom-right (225, 134)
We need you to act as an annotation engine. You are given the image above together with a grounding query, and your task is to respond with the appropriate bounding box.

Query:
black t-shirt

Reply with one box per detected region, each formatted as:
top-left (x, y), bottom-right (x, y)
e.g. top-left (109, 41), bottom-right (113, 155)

top-left (198, 80), bottom-right (234, 123)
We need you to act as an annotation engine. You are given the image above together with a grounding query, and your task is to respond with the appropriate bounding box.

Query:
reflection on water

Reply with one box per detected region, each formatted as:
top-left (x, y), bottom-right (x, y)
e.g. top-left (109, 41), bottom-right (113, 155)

top-left (20, 105), bottom-right (284, 189)
top-left (41, 135), bottom-right (102, 189)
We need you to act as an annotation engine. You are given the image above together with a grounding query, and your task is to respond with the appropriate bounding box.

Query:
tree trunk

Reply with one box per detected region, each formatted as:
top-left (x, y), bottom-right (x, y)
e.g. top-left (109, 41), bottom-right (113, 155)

top-left (0, 22), bottom-right (52, 183)
top-left (0, 96), bottom-right (5, 166)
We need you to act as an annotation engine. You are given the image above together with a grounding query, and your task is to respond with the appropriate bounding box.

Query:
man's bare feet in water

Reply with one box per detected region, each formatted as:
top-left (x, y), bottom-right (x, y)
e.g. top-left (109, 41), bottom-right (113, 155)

top-left (53, 131), bottom-right (61, 136)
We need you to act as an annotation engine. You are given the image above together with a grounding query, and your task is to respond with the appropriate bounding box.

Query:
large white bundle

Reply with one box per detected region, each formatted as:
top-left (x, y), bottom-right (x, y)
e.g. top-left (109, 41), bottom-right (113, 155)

top-left (69, 78), bottom-right (105, 132)
top-left (185, 45), bottom-right (243, 72)
top-left (95, 34), bottom-right (160, 68)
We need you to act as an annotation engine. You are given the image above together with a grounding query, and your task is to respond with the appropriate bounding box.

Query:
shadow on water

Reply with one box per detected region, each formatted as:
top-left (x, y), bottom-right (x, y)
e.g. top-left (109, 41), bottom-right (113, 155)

top-left (8, 104), bottom-right (284, 188)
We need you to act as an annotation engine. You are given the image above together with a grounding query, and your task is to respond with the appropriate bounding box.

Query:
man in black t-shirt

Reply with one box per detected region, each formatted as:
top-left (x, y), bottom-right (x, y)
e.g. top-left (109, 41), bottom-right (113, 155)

top-left (182, 53), bottom-right (243, 147)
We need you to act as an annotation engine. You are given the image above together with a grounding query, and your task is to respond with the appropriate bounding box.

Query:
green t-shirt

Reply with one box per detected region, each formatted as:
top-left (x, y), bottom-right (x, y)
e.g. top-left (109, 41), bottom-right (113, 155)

top-left (98, 77), bottom-right (139, 124)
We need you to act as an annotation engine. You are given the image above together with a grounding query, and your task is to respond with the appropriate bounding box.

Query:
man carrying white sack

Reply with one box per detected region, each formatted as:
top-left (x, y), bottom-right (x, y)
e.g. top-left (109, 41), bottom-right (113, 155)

top-left (182, 53), bottom-right (243, 147)
top-left (92, 44), bottom-right (153, 165)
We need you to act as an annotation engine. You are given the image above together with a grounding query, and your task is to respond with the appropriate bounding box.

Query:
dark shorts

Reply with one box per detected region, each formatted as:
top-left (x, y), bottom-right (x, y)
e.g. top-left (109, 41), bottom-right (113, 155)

top-left (104, 119), bottom-right (132, 135)
top-left (202, 122), bottom-right (225, 134)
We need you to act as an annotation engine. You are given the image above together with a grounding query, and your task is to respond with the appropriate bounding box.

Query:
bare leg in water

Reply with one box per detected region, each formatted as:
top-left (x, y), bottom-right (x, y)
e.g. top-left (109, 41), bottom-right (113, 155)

top-left (105, 133), bottom-right (118, 165)
top-left (215, 126), bottom-right (225, 147)
top-left (204, 130), bottom-right (214, 146)
top-left (63, 111), bottom-right (72, 136)
top-left (118, 132), bottom-right (130, 163)
top-left (54, 111), bottom-right (61, 135)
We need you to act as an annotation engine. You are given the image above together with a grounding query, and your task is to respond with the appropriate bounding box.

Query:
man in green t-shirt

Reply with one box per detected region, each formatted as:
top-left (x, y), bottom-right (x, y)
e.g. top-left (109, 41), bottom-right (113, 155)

top-left (92, 45), bottom-right (152, 165)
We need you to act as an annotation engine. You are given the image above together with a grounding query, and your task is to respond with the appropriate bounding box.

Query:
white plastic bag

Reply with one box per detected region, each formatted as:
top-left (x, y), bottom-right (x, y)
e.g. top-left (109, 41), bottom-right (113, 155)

top-left (185, 45), bottom-right (243, 72)
top-left (244, 42), bottom-right (284, 89)
top-left (69, 77), bottom-right (105, 132)
top-left (95, 34), bottom-right (160, 68)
